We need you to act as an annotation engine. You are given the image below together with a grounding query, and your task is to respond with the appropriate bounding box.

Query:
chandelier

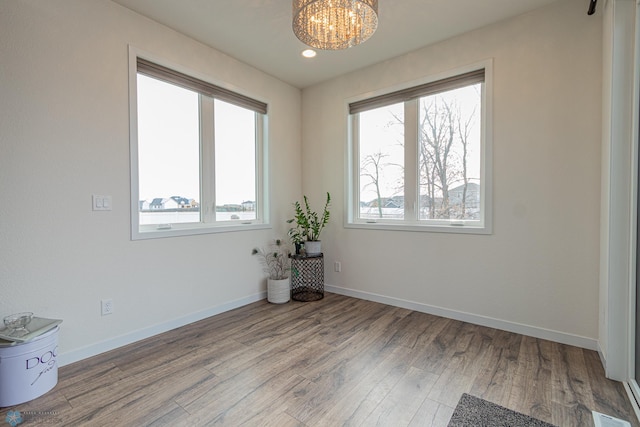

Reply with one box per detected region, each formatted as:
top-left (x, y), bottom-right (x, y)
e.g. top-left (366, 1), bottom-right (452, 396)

top-left (292, 0), bottom-right (378, 50)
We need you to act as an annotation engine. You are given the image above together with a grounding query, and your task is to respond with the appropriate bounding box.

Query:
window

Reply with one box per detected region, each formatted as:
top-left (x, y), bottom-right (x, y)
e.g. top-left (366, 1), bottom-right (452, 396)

top-left (348, 64), bottom-right (491, 233)
top-left (129, 53), bottom-right (268, 239)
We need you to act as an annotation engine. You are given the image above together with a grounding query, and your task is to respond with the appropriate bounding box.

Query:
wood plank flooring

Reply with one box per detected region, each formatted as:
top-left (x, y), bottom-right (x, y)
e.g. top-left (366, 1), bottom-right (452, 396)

top-left (6, 293), bottom-right (639, 426)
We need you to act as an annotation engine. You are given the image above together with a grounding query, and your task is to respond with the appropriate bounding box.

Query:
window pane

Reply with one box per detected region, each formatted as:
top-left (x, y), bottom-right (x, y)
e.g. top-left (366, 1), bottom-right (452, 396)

top-left (214, 99), bottom-right (257, 221)
top-left (137, 74), bottom-right (201, 225)
top-left (418, 84), bottom-right (481, 220)
top-left (358, 103), bottom-right (405, 220)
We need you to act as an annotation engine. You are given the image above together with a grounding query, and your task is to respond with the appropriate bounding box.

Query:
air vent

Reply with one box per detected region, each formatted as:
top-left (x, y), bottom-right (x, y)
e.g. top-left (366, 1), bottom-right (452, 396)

top-left (592, 411), bottom-right (631, 427)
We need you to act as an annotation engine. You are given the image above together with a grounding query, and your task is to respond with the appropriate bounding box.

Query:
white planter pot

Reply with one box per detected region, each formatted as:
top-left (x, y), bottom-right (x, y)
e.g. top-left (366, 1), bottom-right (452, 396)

top-left (304, 240), bottom-right (322, 255)
top-left (267, 278), bottom-right (290, 304)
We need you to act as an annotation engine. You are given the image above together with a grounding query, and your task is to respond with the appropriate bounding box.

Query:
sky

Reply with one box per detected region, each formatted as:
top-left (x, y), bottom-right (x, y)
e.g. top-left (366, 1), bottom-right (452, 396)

top-left (136, 75), bottom-right (256, 206)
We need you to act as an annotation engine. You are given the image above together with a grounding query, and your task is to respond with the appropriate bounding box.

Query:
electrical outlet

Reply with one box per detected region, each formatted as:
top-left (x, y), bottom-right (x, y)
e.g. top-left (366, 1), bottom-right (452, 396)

top-left (334, 261), bottom-right (342, 272)
top-left (101, 299), bottom-right (113, 316)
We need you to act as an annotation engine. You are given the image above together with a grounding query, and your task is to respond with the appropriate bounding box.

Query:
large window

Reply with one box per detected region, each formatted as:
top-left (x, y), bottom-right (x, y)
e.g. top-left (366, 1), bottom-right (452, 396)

top-left (349, 64), bottom-right (491, 233)
top-left (130, 53), bottom-right (268, 239)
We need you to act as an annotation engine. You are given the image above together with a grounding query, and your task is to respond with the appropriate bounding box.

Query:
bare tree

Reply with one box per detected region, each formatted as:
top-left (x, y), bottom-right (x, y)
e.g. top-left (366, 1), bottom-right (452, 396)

top-left (361, 151), bottom-right (389, 218)
top-left (456, 104), bottom-right (477, 218)
top-left (419, 97), bottom-right (460, 218)
top-left (417, 92), bottom-right (478, 220)
top-left (370, 87), bottom-right (480, 220)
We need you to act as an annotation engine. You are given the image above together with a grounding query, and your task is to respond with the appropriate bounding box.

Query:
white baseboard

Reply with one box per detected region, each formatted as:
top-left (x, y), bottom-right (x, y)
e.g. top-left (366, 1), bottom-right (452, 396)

top-left (597, 341), bottom-right (608, 371)
top-left (325, 284), bottom-right (598, 351)
top-left (58, 291), bottom-right (267, 367)
top-left (60, 285), bottom-right (599, 367)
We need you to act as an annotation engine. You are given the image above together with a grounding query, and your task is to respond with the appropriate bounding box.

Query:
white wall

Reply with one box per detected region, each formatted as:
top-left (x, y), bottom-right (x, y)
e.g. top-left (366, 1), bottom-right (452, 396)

top-left (303, 0), bottom-right (603, 347)
top-left (0, 0), bottom-right (301, 364)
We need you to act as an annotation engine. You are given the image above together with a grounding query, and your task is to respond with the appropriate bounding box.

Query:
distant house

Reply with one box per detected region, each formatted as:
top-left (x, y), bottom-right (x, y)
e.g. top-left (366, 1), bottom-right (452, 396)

top-left (384, 196), bottom-right (403, 209)
top-left (146, 196), bottom-right (194, 211)
top-left (367, 195), bottom-right (404, 208)
top-left (149, 198), bottom-right (165, 210)
top-left (146, 196), bottom-right (194, 210)
top-left (241, 200), bottom-right (255, 211)
top-left (446, 183), bottom-right (481, 219)
top-left (162, 198), bottom-right (179, 209)
top-left (449, 183), bottom-right (480, 209)
top-left (169, 196), bottom-right (192, 208)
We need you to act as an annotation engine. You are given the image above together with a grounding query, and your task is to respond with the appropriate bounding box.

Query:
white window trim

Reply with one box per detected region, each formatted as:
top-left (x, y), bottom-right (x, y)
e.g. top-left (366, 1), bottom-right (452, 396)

top-left (345, 59), bottom-right (493, 235)
top-left (128, 46), bottom-right (270, 240)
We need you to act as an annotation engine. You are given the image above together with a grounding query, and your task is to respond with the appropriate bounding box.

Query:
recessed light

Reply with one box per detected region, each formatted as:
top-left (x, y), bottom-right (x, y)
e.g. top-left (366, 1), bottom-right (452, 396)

top-left (301, 49), bottom-right (317, 58)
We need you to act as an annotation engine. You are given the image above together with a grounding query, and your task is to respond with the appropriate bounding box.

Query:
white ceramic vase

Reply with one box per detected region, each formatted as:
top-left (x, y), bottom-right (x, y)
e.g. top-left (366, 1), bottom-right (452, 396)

top-left (267, 278), bottom-right (290, 304)
top-left (304, 240), bottom-right (322, 255)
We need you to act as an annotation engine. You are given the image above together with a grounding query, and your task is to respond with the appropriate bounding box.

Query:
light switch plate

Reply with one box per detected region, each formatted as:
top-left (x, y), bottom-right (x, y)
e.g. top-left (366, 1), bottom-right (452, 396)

top-left (92, 195), bottom-right (112, 211)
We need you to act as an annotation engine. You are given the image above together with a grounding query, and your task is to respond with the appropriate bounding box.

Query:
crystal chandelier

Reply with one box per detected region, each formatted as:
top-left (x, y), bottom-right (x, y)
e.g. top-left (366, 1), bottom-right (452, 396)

top-left (292, 0), bottom-right (378, 50)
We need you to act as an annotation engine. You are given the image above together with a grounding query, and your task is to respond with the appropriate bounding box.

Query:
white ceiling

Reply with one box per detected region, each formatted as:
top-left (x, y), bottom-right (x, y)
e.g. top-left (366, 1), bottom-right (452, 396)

top-left (112, 0), bottom-right (563, 88)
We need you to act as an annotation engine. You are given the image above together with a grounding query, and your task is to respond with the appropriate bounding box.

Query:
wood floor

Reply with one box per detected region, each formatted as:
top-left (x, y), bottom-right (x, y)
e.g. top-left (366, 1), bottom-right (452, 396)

top-left (8, 293), bottom-right (639, 426)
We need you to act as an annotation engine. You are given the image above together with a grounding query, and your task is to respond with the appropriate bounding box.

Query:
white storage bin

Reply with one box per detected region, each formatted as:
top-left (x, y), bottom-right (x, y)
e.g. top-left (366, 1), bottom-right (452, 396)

top-left (0, 326), bottom-right (59, 407)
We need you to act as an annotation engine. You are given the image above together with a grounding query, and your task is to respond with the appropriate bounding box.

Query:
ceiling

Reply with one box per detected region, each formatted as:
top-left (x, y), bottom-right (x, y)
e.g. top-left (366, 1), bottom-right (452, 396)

top-left (112, 0), bottom-right (562, 88)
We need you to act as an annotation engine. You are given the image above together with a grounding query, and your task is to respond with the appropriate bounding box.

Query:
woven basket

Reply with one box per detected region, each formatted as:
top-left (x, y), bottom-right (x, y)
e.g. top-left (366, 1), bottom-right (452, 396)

top-left (267, 278), bottom-right (290, 304)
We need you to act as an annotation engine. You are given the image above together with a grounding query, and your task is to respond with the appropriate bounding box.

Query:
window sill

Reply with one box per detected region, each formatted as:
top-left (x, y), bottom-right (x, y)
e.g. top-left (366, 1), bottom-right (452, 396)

top-left (132, 222), bottom-right (270, 240)
top-left (345, 221), bottom-right (492, 235)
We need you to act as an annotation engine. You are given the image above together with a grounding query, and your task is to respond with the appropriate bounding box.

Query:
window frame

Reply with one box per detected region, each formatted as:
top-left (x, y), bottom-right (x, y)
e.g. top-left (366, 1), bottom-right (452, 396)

top-left (128, 47), bottom-right (270, 240)
top-left (346, 60), bottom-right (493, 235)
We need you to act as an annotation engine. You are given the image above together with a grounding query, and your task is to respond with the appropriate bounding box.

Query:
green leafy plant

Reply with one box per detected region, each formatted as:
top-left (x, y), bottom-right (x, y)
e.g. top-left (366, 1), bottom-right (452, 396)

top-left (287, 222), bottom-right (305, 254)
top-left (251, 239), bottom-right (290, 280)
top-left (287, 223), bottom-right (305, 245)
top-left (287, 192), bottom-right (331, 242)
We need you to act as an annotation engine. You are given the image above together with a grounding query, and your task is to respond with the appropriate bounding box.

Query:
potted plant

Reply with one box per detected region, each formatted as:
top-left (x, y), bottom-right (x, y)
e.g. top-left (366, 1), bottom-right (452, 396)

top-left (252, 239), bottom-right (291, 304)
top-left (287, 224), bottom-right (305, 255)
top-left (287, 192), bottom-right (331, 255)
